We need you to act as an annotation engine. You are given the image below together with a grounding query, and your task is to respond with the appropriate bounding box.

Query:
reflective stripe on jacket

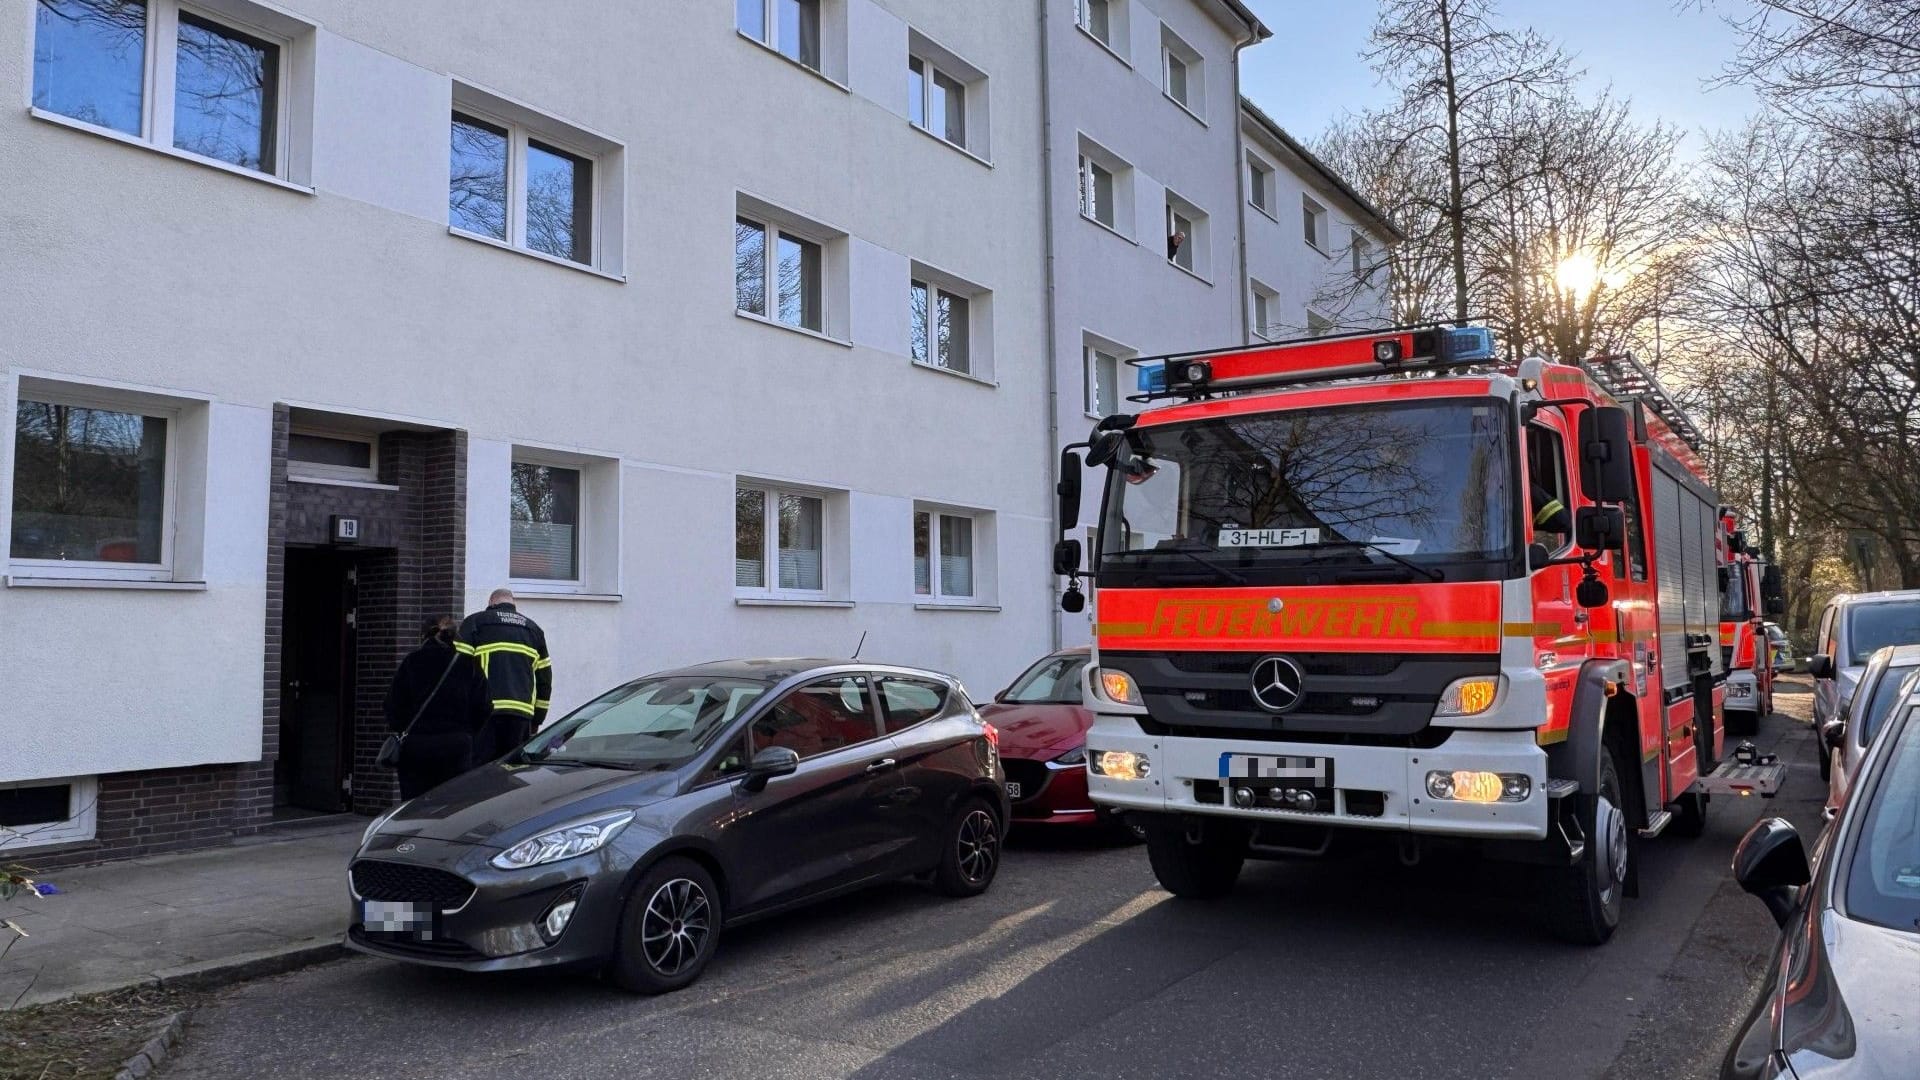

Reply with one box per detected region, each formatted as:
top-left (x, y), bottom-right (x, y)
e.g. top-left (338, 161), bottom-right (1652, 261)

top-left (456, 603), bottom-right (552, 725)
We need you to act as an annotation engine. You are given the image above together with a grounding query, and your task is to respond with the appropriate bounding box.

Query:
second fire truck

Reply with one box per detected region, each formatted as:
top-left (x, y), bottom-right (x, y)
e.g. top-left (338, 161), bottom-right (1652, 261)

top-left (1720, 510), bottom-right (1784, 734)
top-left (1053, 325), bottom-right (1786, 943)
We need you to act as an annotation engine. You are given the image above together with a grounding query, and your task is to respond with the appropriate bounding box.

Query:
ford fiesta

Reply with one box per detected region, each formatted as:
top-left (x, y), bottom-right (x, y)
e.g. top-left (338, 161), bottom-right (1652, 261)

top-left (346, 659), bottom-right (1008, 993)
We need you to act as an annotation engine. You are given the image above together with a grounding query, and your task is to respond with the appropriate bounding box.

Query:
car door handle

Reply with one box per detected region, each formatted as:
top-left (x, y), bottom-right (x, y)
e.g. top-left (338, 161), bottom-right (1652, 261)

top-left (865, 758), bottom-right (897, 773)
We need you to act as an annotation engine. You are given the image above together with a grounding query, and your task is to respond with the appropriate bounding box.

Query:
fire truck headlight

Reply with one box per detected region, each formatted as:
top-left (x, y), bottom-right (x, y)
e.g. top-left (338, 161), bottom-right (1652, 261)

top-left (1096, 668), bottom-right (1144, 707)
top-left (1090, 750), bottom-right (1151, 781)
top-left (1434, 675), bottom-right (1504, 718)
top-left (1426, 771), bottom-right (1530, 803)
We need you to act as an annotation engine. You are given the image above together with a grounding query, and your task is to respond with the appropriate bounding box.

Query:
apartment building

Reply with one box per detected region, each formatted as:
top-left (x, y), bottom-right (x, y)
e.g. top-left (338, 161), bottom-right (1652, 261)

top-left (0, 0), bottom-right (1053, 862)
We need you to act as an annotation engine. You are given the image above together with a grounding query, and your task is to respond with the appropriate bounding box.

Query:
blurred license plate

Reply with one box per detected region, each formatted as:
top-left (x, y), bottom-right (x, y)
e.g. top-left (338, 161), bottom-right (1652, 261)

top-left (360, 899), bottom-right (432, 933)
top-left (1220, 753), bottom-right (1333, 785)
top-left (1004, 781), bottom-right (1023, 800)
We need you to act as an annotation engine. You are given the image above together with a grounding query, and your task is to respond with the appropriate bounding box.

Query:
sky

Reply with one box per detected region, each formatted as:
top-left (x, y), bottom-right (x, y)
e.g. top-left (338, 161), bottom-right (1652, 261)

top-left (1240, 0), bottom-right (1763, 159)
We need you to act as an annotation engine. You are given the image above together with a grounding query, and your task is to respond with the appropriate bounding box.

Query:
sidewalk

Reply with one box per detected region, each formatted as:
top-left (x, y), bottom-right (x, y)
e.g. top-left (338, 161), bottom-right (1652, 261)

top-left (1, 819), bottom-right (362, 1009)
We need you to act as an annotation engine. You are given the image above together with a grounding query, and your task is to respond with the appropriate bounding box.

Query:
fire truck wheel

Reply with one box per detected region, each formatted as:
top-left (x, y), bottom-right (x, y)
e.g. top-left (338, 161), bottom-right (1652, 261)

top-left (1544, 751), bottom-right (1629, 945)
top-left (1669, 792), bottom-right (1708, 838)
top-left (1145, 819), bottom-right (1247, 899)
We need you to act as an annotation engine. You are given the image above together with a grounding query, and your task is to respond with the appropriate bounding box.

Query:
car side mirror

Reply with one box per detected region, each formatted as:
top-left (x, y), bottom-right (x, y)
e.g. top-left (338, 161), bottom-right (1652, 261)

top-left (1821, 720), bottom-right (1847, 752)
top-left (1057, 450), bottom-right (1084, 534)
top-left (740, 746), bottom-right (799, 793)
top-left (1576, 405), bottom-right (1634, 503)
top-left (1575, 506), bottom-right (1622, 552)
top-left (1733, 817), bottom-right (1811, 927)
top-left (1807, 654), bottom-right (1836, 680)
top-left (1053, 538), bottom-right (1083, 576)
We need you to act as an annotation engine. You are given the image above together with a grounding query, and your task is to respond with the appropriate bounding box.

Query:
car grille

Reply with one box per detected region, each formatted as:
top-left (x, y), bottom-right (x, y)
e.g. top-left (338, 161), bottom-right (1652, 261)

top-left (349, 925), bottom-right (483, 961)
top-left (350, 860), bottom-right (476, 909)
top-left (1001, 759), bottom-right (1052, 802)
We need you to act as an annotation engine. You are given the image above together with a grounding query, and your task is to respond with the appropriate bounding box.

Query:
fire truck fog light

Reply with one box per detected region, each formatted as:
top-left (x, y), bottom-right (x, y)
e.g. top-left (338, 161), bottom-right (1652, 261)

top-left (1426, 771), bottom-right (1531, 803)
top-left (1435, 676), bottom-right (1504, 717)
top-left (1090, 750), bottom-right (1151, 781)
top-left (1097, 668), bottom-right (1144, 706)
top-left (1373, 339), bottom-right (1404, 363)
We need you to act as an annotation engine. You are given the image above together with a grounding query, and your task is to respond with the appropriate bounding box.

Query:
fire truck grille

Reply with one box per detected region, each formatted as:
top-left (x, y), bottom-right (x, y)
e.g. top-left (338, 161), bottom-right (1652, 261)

top-left (1100, 651), bottom-right (1500, 739)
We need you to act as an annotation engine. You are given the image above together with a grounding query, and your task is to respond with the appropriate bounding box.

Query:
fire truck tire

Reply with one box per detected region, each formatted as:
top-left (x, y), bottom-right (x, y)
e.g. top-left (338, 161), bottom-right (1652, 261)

top-left (1669, 792), bottom-right (1708, 838)
top-left (1145, 819), bottom-right (1247, 899)
top-left (1544, 750), bottom-right (1629, 945)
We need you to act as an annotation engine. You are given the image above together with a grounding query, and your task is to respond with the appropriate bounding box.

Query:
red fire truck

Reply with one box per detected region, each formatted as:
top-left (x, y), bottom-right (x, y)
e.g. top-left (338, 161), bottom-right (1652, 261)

top-left (1719, 510), bottom-right (1783, 734)
top-left (1052, 325), bottom-right (1786, 943)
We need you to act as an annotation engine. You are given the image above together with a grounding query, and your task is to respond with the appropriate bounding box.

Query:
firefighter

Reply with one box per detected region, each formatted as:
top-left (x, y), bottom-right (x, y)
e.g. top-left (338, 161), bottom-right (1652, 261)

top-left (1532, 482), bottom-right (1571, 546)
top-left (457, 587), bottom-right (553, 752)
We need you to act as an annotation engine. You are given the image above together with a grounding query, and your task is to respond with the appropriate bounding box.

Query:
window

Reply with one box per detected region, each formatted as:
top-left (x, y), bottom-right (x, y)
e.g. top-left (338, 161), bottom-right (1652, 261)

top-left (1159, 25), bottom-right (1204, 117)
top-left (11, 396), bottom-right (170, 569)
top-left (1250, 282), bottom-right (1278, 340)
top-left (1352, 232), bottom-right (1377, 283)
top-left (738, 0), bottom-right (820, 70)
top-left (1001, 654), bottom-right (1089, 705)
top-left (701, 736), bottom-right (750, 784)
top-left (1526, 425), bottom-right (1571, 552)
top-left (910, 279), bottom-right (972, 373)
top-left (915, 508), bottom-right (976, 601)
top-left (1305, 308), bottom-right (1334, 337)
top-left (736, 485), bottom-right (826, 595)
top-left (753, 676), bottom-right (878, 758)
top-left (1616, 469), bottom-right (1649, 582)
top-left (287, 430), bottom-right (376, 484)
top-left (1164, 192), bottom-right (1209, 278)
top-left (1303, 195), bottom-right (1329, 251)
top-left (908, 57), bottom-right (965, 148)
top-left (510, 462), bottom-right (581, 582)
top-left (1078, 156), bottom-right (1114, 228)
top-left (1167, 204), bottom-right (1194, 270)
top-left (1085, 345), bottom-right (1120, 416)
top-left (1076, 0), bottom-right (1115, 47)
top-left (31, 0), bottom-right (309, 180)
top-left (1247, 154), bottom-right (1274, 215)
top-left (448, 104), bottom-right (600, 268)
top-left (735, 215), bottom-right (824, 333)
top-left (0, 776), bottom-right (99, 851)
top-left (879, 677), bottom-right (948, 732)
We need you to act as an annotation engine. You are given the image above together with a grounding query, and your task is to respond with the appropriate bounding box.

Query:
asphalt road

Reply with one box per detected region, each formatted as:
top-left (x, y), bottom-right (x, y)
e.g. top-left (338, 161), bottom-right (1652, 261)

top-left (161, 683), bottom-right (1825, 1080)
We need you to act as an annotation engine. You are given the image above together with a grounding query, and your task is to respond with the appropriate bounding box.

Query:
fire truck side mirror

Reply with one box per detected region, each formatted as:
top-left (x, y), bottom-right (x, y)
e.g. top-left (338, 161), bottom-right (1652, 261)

top-left (1576, 575), bottom-right (1610, 609)
top-left (1576, 405), bottom-right (1634, 504)
top-left (1575, 506), bottom-right (1623, 553)
top-left (1762, 565), bottom-right (1788, 615)
top-left (1057, 449), bottom-right (1084, 534)
top-left (1053, 539), bottom-right (1083, 576)
top-left (1086, 430), bottom-right (1126, 468)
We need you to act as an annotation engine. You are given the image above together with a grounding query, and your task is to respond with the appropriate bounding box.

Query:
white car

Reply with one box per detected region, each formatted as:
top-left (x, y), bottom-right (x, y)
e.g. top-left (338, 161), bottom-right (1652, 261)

top-left (1808, 591), bottom-right (1920, 780)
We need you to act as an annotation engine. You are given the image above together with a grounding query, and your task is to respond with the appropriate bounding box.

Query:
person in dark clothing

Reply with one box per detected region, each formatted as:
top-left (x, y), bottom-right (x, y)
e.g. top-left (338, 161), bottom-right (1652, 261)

top-left (457, 588), bottom-right (553, 754)
top-left (384, 616), bottom-right (494, 799)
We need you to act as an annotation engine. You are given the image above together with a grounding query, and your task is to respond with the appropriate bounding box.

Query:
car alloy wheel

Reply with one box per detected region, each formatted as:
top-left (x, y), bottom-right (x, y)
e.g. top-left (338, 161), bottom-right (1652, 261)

top-left (956, 808), bottom-right (1000, 886)
top-left (641, 877), bottom-right (711, 977)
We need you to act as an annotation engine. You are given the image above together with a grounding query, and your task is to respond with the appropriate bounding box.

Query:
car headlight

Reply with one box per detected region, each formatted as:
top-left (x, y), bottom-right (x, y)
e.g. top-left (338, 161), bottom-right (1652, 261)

top-left (1051, 744), bottom-right (1086, 766)
top-left (490, 810), bottom-right (635, 871)
top-left (361, 806), bottom-right (400, 847)
top-left (1434, 675), bottom-right (1504, 718)
top-left (1095, 667), bottom-right (1144, 706)
top-left (1088, 750), bottom-right (1151, 781)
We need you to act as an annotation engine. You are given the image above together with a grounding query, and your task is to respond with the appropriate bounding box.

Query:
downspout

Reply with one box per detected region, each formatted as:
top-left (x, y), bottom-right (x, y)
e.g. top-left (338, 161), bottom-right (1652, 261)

top-left (1230, 25), bottom-right (1260, 343)
top-left (1039, 0), bottom-right (1062, 650)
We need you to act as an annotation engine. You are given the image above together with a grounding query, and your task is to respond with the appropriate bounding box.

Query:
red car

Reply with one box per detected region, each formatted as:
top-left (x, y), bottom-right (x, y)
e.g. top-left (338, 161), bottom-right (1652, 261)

top-left (980, 648), bottom-right (1140, 839)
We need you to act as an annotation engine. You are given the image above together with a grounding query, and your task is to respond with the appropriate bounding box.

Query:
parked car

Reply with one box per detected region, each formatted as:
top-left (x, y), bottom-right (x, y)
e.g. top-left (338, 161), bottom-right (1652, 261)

top-left (345, 659), bottom-right (1008, 993)
top-left (1721, 675), bottom-right (1920, 1079)
top-left (1822, 647), bottom-right (1920, 817)
top-left (1764, 622), bottom-right (1793, 674)
top-left (980, 648), bottom-right (1138, 839)
top-left (1807, 591), bottom-right (1920, 778)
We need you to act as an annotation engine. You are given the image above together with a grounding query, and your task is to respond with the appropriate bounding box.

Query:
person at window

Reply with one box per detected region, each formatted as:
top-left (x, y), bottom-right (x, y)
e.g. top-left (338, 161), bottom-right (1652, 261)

top-left (457, 587), bottom-right (554, 751)
top-left (383, 616), bottom-right (494, 798)
top-left (1167, 231), bottom-right (1187, 260)
top-left (1532, 482), bottom-right (1571, 547)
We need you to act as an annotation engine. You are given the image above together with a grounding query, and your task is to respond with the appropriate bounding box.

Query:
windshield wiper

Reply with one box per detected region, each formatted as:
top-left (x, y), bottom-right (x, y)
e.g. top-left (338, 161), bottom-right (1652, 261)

top-left (1138, 541), bottom-right (1248, 584)
top-left (1291, 539), bottom-right (1444, 583)
top-left (529, 754), bottom-right (645, 771)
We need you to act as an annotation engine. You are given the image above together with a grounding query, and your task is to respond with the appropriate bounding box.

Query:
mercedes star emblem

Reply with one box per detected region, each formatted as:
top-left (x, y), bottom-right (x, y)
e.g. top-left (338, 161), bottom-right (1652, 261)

top-left (1250, 655), bottom-right (1305, 713)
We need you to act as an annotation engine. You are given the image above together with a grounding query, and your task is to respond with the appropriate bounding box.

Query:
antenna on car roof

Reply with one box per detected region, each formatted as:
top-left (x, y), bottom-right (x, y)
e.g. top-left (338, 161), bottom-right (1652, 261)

top-left (852, 630), bottom-right (868, 660)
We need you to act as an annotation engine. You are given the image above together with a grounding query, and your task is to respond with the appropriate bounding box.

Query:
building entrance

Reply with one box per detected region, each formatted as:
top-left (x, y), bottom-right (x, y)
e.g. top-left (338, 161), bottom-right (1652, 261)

top-left (277, 548), bottom-right (363, 814)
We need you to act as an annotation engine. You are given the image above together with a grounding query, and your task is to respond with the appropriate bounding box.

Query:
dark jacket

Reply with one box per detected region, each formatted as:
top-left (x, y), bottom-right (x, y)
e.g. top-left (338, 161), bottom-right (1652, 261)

top-left (383, 636), bottom-right (493, 798)
top-left (457, 603), bottom-right (553, 726)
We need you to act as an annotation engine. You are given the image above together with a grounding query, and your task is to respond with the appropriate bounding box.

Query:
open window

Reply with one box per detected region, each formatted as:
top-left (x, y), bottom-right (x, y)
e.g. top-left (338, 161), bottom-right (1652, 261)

top-left (1526, 423), bottom-right (1572, 554)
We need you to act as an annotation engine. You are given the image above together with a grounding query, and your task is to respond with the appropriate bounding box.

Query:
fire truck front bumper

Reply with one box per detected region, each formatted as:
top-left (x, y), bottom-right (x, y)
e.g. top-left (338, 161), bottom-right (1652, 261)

top-left (1086, 726), bottom-right (1550, 841)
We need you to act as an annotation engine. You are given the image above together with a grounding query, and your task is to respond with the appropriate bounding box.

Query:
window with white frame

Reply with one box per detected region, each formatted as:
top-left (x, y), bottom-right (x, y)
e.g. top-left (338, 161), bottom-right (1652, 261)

top-left (1076, 0), bottom-right (1121, 51)
top-left (736, 485), bottom-right (826, 595)
top-left (737, 0), bottom-right (821, 71)
top-left (910, 280), bottom-right (969, 373)
top-left (30, 0), bottom-right (313, 181)
top-left (1084, 343), bottom-right (1122, 416)
top-left (1160, 24), bottom-right (1204, 117)
top-left (736, 215), bottom-right (823, 334)
top-left (1247, 153), bottom-right (1275, 215)
top-left (1250, 282), bottom-right (1278, 340)
top-left (10, 391), bottom-right (173, 573)
top-left (1303, 194), bottom-right (1329, 252)
top-left (1306, 308), bottom-right (1334, 337)
top-left (449, 90), bottom-right (616, 270)
top-left (907, 57), bottom-right (965, 149)
top-left (1077, 135), bottom-right (1132, 236)
top-left (287, 429), bottom-right (378, 484)
top-left (1165, 192), bottom-right (1209, 277)
top-left (914, 507), bottom-right (977, 601)
top-left (1078, 156), bottom-right (1114, 227)
top-left (0, 775), bottom-right (100, 852)
top-left (1352, 231), bottom-right (1378, 284)
top-left (509, 460), bottom-right (581, 582)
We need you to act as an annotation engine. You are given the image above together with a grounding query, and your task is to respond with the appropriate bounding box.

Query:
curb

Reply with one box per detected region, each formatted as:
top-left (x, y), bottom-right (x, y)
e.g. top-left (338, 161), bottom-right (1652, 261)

top-left (112, 1011), bottom-right (185, 1080)
top-left (14, 936), bottom-right (348, 1011)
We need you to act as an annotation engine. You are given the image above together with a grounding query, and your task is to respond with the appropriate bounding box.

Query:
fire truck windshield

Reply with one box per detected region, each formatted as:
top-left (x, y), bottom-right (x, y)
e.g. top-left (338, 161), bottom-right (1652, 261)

top-left (1096, 398), bottom-right (1516, 587)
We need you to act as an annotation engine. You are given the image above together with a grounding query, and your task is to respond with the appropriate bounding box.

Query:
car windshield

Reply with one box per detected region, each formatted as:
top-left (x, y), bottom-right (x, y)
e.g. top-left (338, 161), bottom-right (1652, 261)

top-left (1003, 655), bottom-right (1087, 705)
top-left (524, 676), bottom-right (769, 769)
top-left (1844, 697), bottom-right (1920, 934)
top-left (1859, 665), bottom-right (1920, 743)
top-left (1097, 398), bottom-right (1515, 588)
top-left (1847, 600), bottom-right (1920, 666)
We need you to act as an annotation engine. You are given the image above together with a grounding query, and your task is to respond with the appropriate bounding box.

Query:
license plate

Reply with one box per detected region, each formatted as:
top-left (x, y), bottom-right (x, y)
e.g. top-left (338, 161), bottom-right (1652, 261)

top-left (1005, 781), bottom-right (1023, 800)
top-left (360, 899), bottom-right (433, 933)
top-left (1220, 753), bottom-right (1333, 786)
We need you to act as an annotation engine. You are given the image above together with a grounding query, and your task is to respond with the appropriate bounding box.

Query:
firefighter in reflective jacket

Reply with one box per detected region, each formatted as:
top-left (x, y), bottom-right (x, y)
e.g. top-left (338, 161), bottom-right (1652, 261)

top-left (457, 587), bottom-right (552, 752)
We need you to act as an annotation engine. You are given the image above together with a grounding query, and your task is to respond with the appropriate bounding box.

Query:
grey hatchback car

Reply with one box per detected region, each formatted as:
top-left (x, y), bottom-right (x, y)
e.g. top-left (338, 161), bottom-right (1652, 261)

top-left (346, 659), bottom-right (1009, 993)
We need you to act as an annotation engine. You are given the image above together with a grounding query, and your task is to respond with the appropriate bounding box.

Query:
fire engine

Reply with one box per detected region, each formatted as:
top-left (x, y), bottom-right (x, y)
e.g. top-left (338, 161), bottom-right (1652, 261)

top-left (1051, 324), bottom-right (1788, 944)
top-left (1719, 510), bottom-right (1784, 734)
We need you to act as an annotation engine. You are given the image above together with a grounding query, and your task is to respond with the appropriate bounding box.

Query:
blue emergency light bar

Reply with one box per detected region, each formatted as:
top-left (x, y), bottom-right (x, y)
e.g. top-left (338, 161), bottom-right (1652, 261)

top-left (1134, 324), bottom-right (1500, 396)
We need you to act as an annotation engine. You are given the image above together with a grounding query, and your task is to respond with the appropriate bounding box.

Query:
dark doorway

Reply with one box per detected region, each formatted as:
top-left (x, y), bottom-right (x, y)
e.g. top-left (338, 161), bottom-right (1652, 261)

top-left (278, 548), bottom-right (360, 813)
